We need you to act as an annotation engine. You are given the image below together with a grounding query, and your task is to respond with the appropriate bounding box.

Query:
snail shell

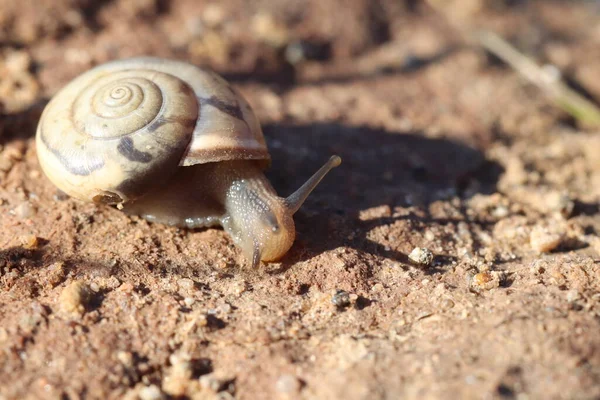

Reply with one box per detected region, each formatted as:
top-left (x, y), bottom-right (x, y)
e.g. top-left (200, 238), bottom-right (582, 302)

top-left (36, 57), bottom-right (268, 204)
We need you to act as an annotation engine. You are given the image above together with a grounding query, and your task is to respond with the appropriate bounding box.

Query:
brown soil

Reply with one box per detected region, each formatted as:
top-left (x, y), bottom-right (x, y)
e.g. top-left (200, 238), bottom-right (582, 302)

top-left (1, 1), bottom-right (600, 399)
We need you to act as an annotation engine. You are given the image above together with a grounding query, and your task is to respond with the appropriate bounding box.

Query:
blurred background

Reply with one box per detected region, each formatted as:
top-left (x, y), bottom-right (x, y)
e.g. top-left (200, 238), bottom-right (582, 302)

top-left (1, 1), bottom-right (600, 399)
top-left (4, 0), bottom-right (600, 205)
top-left (2, 0), bottom-right (600, 116)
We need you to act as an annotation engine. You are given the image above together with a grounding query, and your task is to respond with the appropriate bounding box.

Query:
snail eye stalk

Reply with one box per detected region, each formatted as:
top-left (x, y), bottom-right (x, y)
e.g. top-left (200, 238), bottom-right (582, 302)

top-left (284, 155), bottom-right (341, 214)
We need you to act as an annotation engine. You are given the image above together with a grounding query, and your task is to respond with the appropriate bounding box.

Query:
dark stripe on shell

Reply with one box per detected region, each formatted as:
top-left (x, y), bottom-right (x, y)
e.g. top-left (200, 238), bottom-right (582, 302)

top-left (178, 80), bottom-right (193, 96)
top-left (39, 128), bottom-right (104, 176)
top-left (117, 137), bottom-right (153, 163)
top-left (199, 96), bottom-right (244, 121)
top-left (224, 84), bottom-right (237, 97)
top-left (147, 115), bottom-right (198, 133)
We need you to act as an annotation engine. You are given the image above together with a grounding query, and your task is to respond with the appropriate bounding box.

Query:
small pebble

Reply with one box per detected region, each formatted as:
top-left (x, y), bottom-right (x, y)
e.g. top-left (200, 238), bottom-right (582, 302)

top-left (251, 12), bottom-right (290, 47)
top-left (492, 205), bottom-right (509, 218)
top-left (163, 353), bottom-right (193, 396)
top-left (168, 353), bottom-right (193, 379)
top-left (183, 297), bottom-right (195, 307)
top-left (177, 278), bottom-right (195, 292)
top-left (566, 290), bottom-right (580, 303)
top-left (116, 351), bottom-right (134, 366)
top-left (331, 289), bottom-right (351, 308)
top-left (550, 270), bottom-right (567, 288)
top-left (232, 280), bottom-right (248, 296)
top-left (196, 313), bottom-right (209, 327)
top-left (199, 374), bottom-right (222, 392)
top-left (202, 4), bottom-right (226, 28)
top-left (530, 226), bottom-right (562, 253)
top-left (530, 260), bottom-right (547, 275)
top-left (14, 201), bottom-right (36, 219)
top-left (556, 194), bottom-right (575, 218)
top-left (20, 234), bottom-right (39, 249)
top-left (2, 142), bottom-right (25, 161)
top-left (106, 276), bottom-right (121, 289)
top-left (275, 374), bottom-right (302, 394)
top-left (139, 385), bottom-right (165, 400)
top-left (284, 39), bottom-right (331, 64)
top-left (45, 262), bottom-right (66, 288)
top-left (408, 247), bottom-right (434, 266)
top-left (470, 271), bottom-right (502, 291)
top-left (217, 303), bottom-right (232, 314)
top-left (370, 283), bottom-right (384, 293)
top-left (473, 272), bottom-right (493, 285)
top-left (59, 280), bottom-right (92, 314)
top-left (439, 298), bottom-right (455, 311)
top-left (0, 156), bottom-right (13, 172)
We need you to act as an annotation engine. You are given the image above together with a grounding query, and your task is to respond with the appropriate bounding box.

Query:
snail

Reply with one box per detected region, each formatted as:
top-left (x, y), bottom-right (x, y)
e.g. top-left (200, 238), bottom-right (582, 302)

top-left (36, 57), bottom-right (341, 268)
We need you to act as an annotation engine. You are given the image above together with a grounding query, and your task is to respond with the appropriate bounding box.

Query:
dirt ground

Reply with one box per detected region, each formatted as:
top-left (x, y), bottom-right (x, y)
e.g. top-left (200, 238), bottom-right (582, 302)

top-left (1, 0), bottom-right (600, 399)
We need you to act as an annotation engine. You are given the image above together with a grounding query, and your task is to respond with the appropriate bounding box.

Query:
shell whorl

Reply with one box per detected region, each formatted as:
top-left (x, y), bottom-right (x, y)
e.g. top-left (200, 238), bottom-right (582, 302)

top-left (74, 72), bottom-right (170, 139)
top-left (36, 57), bottom-right (271, 206)
top-left (37, 66), bottom-right (199, 204)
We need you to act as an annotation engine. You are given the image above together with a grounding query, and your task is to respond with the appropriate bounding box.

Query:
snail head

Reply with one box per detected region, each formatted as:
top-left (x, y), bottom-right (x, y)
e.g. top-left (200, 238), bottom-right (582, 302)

top-left (223, 156), bottom-right (342, 268)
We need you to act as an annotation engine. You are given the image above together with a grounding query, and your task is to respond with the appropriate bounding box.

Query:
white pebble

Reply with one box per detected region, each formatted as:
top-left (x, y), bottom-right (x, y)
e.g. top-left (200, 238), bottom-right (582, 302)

top-left (275, 374), bottom-right (302, 394)
top-left (530, 226), bottom-right (562, 253)
top-left (139, 385), bottom-right (165, 400)
top-left (14, 202), bottom-right (36, 219)
top-left (408, 247), bottom-right (434, 266)
top-left (566, 290), bottom-right (580, 303)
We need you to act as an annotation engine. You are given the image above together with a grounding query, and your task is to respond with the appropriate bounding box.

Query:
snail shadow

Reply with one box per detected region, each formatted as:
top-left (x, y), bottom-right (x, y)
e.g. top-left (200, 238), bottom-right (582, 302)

top-left (0, 105), bottom-right (501, 276)
top-left (0, 101), bottom-right (45, 145)
top-left (262, 122), bottom-right (503, 273)
top-left (0, 243), bottom-right (110, 279)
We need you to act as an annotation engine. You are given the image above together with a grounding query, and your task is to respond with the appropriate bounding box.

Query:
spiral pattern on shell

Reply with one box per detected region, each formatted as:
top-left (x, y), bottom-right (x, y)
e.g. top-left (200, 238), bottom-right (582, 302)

top-left (37, 68), bottom-right (199, 204)
top-left (73, 72), bottom-right (172, 139)
top-left (36, 57), bottom-right (270, 206)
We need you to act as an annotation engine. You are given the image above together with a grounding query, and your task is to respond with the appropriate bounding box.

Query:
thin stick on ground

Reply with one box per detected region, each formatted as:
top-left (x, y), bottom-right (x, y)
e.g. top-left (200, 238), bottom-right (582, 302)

top-left (476, 30), bottom-right (600, 127)
top-left (426, 0), bottom-right (600, 128)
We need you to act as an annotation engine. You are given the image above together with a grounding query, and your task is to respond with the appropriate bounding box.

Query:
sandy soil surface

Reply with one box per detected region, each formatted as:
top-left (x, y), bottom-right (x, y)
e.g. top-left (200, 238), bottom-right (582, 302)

top-left (1, 0), bottom-right (600, 399)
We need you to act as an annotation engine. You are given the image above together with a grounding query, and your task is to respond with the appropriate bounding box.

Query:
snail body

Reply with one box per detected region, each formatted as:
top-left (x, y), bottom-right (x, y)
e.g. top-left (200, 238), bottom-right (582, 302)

top-left (36, 57), bottom-right (340, 267)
